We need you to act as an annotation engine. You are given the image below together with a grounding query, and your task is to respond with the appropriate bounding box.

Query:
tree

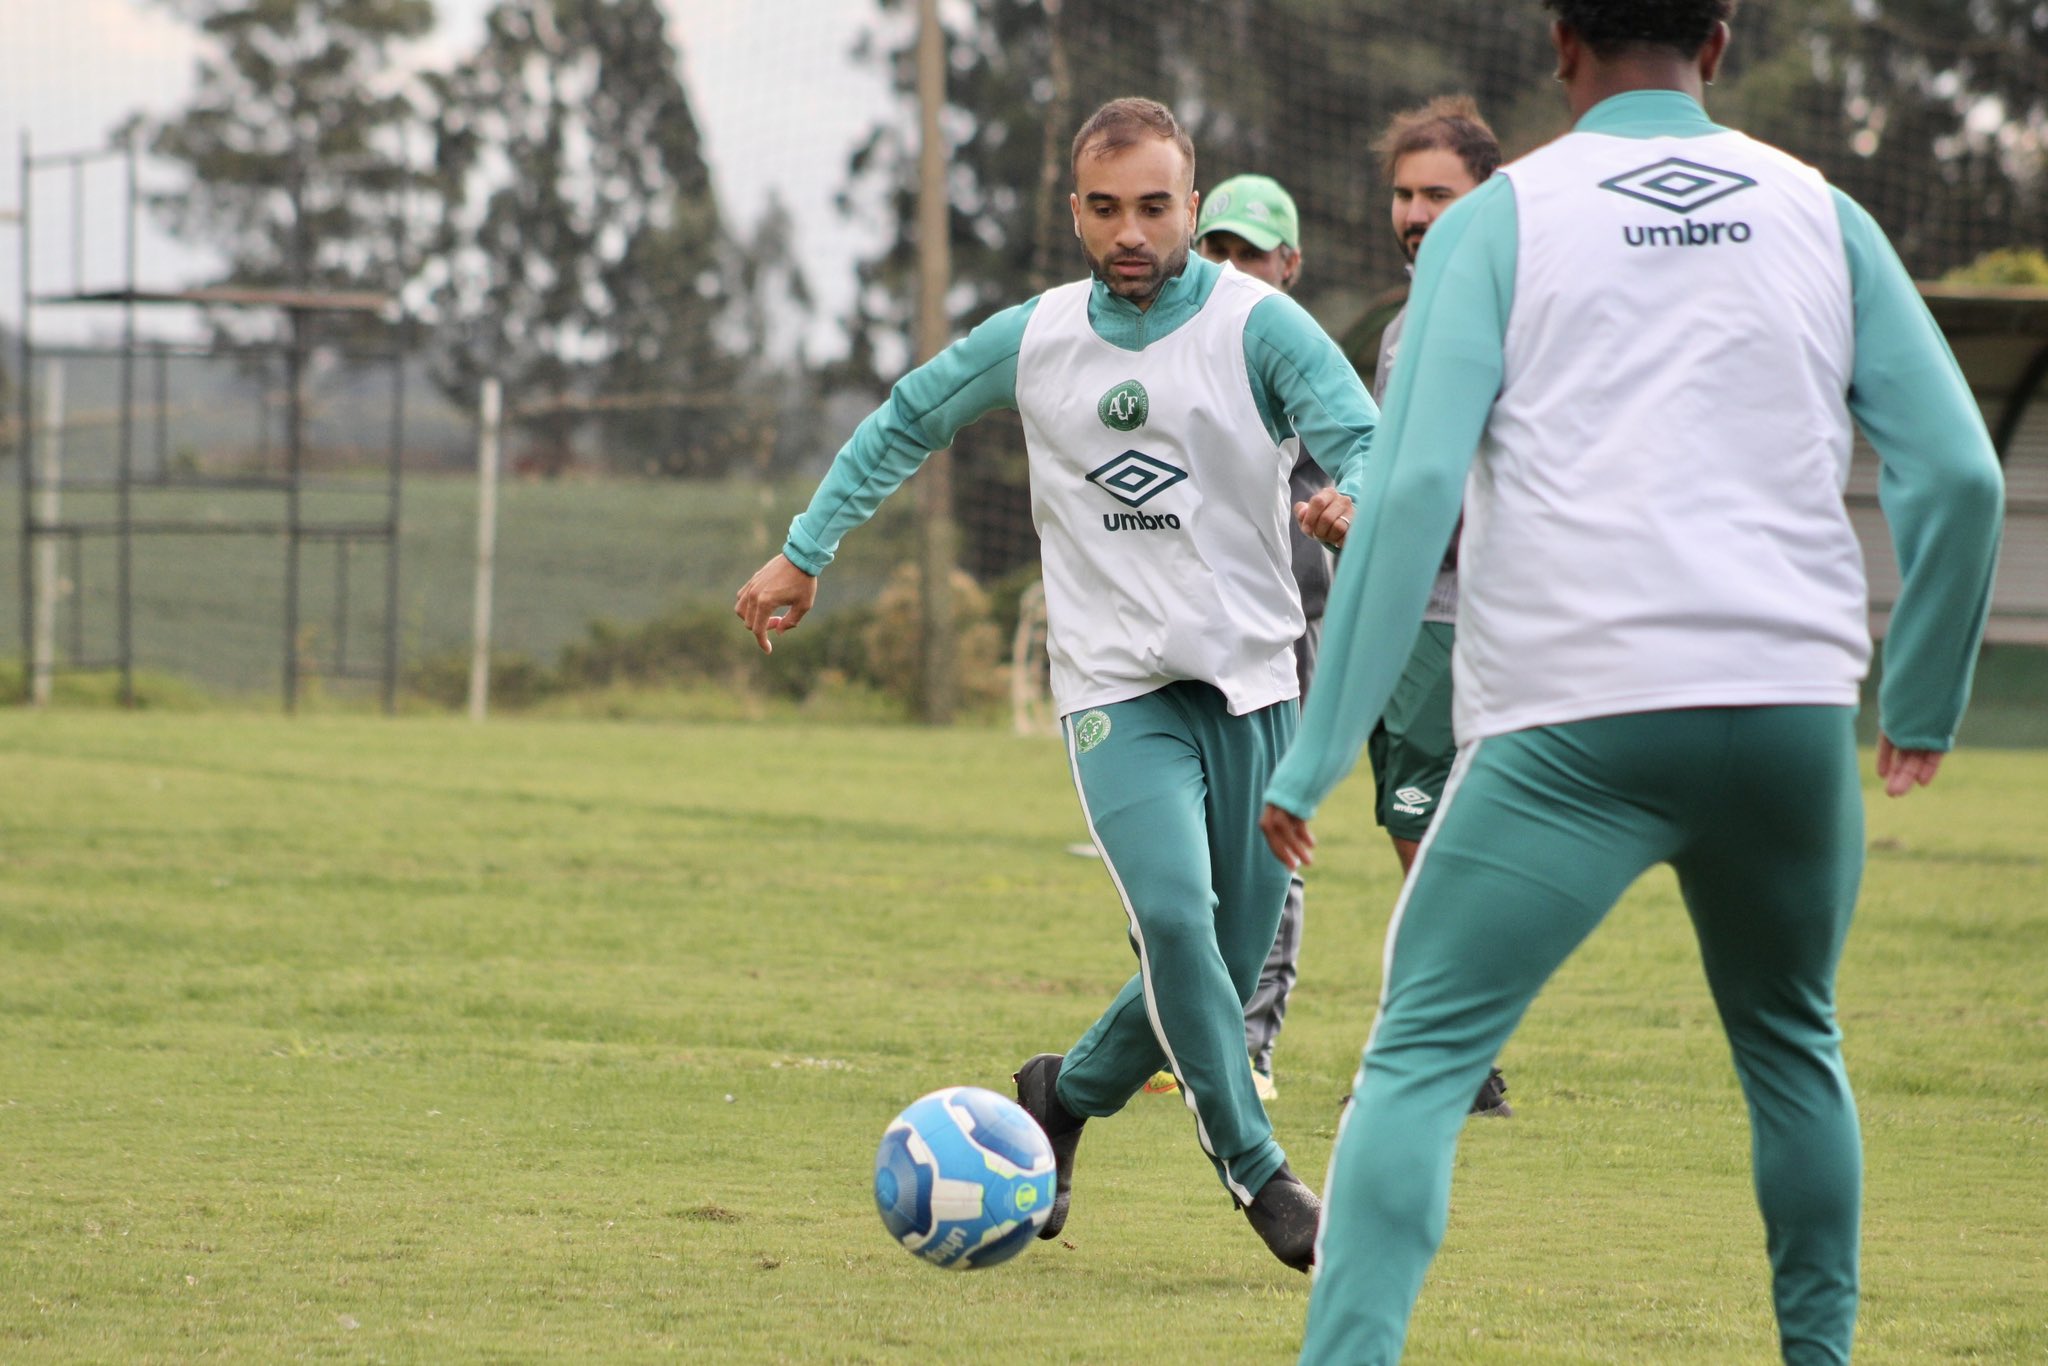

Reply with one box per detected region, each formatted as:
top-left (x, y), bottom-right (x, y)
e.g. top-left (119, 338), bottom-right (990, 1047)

top-left (418, 0), bottom-right (753, 476)
top-left (1719, 0), bottom-right (2048, 280)
top-left (837, 0), bottom-right (2046, 577)
top-left (838, 1), bottom-right (1558, 371)
top-left (843, 0), bottom-right (2048, 349)
top-left (143, 0), bottom-right (436, 344)
top-left (835, 0), bottom-right (1558, 579)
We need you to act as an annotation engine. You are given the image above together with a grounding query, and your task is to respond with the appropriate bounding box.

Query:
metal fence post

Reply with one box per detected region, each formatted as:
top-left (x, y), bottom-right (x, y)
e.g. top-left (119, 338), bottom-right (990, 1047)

top-left (468, 377), bottom-right (503, 722)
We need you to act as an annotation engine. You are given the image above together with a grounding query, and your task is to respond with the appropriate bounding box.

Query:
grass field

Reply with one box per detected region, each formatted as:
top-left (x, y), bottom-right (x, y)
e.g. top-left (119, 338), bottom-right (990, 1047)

top-left (0, 711), bottom-right (2043, 1363)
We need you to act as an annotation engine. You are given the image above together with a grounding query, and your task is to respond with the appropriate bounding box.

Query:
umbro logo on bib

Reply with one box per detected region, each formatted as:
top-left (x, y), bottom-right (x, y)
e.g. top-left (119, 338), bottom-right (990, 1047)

top-left (1599, 158), bottom-right (1757, 214)
top-left (1087, 450), bottom-right (1187, 508)
top-left (1602, 158), bottom-right (1759, 250)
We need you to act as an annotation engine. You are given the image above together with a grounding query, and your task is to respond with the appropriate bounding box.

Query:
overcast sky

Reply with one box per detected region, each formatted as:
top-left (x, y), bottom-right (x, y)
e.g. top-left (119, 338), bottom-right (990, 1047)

top-left (0, 0), bottom-right (896, 352)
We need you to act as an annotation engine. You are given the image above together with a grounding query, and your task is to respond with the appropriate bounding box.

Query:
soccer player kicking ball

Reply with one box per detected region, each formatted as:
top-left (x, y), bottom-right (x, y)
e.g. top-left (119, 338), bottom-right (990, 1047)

top-left (736, 98), bottom-right (1380, 1272)
top-left (1261, 1), bottom-right (2003, 1361)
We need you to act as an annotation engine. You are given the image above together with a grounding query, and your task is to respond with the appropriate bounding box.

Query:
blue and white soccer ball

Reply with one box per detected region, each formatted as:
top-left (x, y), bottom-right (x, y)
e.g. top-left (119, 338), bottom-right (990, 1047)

top-left (873, 1085), bottom-right (1057, 1270)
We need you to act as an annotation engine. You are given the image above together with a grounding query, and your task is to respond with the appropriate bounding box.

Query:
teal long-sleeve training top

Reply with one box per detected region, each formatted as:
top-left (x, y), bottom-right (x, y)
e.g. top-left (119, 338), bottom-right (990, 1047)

top-left (780, 253), bottom-right (1378, 576)
top-left (1265, 90), bottom-right (2005, 821)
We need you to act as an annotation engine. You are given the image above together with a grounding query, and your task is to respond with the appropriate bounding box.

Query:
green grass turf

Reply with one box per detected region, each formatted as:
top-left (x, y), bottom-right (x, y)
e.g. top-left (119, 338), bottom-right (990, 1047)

top-left (0, 712), bottom-right (2041, 1362)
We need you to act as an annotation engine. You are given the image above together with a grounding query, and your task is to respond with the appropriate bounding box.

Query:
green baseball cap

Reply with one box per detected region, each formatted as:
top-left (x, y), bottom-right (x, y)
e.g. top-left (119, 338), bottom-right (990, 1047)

top-left (1197, 174), bottom-right (1300, 252)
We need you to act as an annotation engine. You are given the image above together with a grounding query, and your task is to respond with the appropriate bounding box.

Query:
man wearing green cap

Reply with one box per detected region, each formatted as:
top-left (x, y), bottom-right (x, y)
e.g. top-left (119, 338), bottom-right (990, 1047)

top-left (1193, 173), bottom-right (1303, 290)
top-left (1160, 162), bottom-right (1511, 1116)
top-left (1155, 174), bottom-right (1323, 1104)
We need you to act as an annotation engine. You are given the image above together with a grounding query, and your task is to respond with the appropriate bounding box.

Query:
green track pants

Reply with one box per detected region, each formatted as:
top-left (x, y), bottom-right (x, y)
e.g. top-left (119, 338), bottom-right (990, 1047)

top-left (1057, 681), bottom-right (1297, 1204)
top-left (1301, 706), bottom-right (1865, 1366)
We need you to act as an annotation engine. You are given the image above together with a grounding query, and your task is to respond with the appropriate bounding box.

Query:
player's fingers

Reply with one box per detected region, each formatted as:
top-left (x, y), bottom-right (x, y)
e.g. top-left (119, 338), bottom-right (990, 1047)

top-left (1259, 805), bottom-right (1314, 870)
top-left (1299, 505), bottom-right (1340, 542)
top-left (734, 586), bottom-right (771, 653)
top-left (1300, 491), bottom-right (1354, 545)
top-left (773, 602), bottom-right (808, 634)
top-left (1287, 831), bottom-right (1315, 869)
top-left (1258, 807), bottom-right (1290, 867)
top-left (1262, 832), bottom-right (1296, 870)
top-left (741, 593), bottom-right (781, 654)
top-left (1882, 748), bottom-right (1941, 797)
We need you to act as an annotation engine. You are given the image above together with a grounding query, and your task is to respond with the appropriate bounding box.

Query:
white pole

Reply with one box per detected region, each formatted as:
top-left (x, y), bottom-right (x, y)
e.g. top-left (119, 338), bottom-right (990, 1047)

top-left (30, 360), bottom-right (63, 707)
top-left (466, 377), bottom-right (502, 722)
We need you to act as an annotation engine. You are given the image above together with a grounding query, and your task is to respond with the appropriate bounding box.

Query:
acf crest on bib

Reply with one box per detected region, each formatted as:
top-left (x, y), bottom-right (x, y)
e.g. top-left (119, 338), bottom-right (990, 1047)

top-left (1097, 380), bottom-right (1148, 432)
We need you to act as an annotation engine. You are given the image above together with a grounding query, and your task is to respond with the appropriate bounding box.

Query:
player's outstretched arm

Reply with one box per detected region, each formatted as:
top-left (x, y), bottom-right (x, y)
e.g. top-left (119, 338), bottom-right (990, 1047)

top-left (735, 554), bottom-right (818, 654)
top-left (766, 302), bottom-right (1036, 611)
top-left (1875, 734), bottom-right (1944, 798)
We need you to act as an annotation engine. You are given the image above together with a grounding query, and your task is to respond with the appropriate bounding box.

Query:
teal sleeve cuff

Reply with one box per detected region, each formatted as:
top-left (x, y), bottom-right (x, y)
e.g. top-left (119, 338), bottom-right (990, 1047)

top-left (785, 300), bottom-right (1033, 572)
top-left (780, 533), bottom-right (826, 577)
top-left (1833, 189), bottom-right (2005, 749)
top-left (1265, 180), bottom-right (1516, 817)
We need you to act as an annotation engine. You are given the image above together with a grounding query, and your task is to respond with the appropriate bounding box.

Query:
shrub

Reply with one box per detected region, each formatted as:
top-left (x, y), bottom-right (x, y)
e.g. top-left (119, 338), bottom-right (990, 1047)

top-left (862, 563), bottom-right (1007, 712)
top-left (1942, 248), bottom-right (2048, 287)
top-left (406, 650), bottom-right (558, 710)
top-left (556, 604), bottom-right (760, 691)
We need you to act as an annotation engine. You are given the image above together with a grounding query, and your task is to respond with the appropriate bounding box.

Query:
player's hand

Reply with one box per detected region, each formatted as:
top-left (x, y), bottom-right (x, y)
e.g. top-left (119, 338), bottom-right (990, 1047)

top-left (1260, 803), bottom-right (1316, 871)
top-left (1296, 488), bottom-right (1355, 547)
top-left (734, 553), bottom-right (818, 654)
top-left (1876, 733), bottom-right (1944, 798)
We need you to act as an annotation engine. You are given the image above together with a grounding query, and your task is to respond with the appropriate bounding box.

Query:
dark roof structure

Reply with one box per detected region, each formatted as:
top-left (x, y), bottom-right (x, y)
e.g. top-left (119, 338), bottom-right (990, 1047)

top-left (1921, 284), bottom-right (2048, 459)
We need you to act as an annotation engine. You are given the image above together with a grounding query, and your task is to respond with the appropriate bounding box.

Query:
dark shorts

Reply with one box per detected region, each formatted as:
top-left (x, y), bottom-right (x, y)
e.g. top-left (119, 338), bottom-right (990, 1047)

top-left (1367, 621), bottom-right (1457, 842)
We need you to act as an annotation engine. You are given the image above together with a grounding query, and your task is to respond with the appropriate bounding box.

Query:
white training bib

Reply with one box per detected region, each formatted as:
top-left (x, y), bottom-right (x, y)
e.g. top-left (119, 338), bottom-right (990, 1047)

top-left (1017, 270), bottom-right (1300, 717)
top-left (1456, 128), bottom-right (1865, 741)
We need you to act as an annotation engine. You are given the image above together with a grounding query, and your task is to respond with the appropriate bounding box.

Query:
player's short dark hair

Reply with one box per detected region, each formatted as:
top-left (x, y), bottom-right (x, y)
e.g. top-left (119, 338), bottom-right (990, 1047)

top-left (1542, 0), bottom-right (1738, 59)
top-left (1372, 95), bottom-right (1502, 184)
top-left (1070, 97), bottom-right (1195, 187)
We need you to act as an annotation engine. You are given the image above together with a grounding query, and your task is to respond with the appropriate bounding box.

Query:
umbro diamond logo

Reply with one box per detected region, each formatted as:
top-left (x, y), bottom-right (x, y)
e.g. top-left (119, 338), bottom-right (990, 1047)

top-left (1599, 158), bottom-right (1757, 214)
top-left (1394, 786), bottom-right (1432, 807)
top-left (1087, 450), bottom-right (1187, 508)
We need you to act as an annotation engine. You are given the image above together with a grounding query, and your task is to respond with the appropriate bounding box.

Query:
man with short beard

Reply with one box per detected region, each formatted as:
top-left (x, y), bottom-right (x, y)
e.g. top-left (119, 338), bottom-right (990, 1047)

top-left (737, 97), bottom-right (1379, 1271)
top-left (1183, 160), bottom-right (1511, 1117)
top-left (1369, 97), bottom-right (1514, 1120)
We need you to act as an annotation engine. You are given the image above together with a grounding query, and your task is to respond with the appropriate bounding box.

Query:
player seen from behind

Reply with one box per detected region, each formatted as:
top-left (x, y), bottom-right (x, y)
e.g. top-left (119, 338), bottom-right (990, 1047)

top-left (1260, 0), bottom-right (2004, 1360)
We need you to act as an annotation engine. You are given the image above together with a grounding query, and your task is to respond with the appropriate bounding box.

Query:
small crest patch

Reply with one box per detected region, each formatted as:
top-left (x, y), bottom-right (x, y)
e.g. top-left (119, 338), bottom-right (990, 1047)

top-left (1097, 380), bottom-right (1149, 433)
top-left (1073, 710), bottom-right (1112, 754)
